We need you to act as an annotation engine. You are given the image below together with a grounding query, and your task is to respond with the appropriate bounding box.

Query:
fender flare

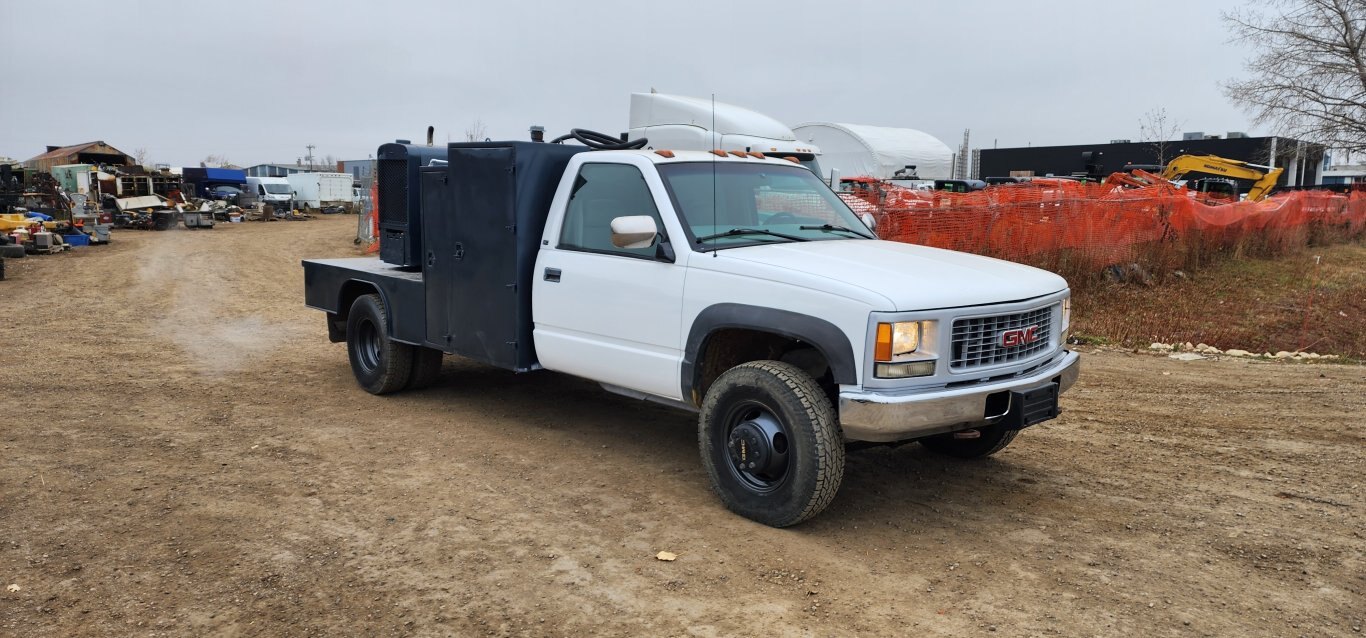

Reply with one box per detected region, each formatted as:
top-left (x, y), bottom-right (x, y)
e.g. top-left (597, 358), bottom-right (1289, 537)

top-left (682, 303), bottom-right (857, 402)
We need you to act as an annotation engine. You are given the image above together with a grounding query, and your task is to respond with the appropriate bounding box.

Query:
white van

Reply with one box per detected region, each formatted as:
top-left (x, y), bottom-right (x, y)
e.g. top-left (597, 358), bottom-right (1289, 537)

top-left (245, 176), bottom-right (293, 210)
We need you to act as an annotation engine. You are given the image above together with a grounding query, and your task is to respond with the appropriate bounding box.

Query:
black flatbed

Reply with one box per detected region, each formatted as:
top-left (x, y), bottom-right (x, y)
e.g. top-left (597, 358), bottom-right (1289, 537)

top-left (302, 140), bottom-right (588, 373)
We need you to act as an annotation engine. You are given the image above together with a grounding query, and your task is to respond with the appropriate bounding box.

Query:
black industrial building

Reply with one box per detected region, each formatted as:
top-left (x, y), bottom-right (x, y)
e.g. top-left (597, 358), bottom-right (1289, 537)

top-left (977, 135), bottom-right (1325, 189)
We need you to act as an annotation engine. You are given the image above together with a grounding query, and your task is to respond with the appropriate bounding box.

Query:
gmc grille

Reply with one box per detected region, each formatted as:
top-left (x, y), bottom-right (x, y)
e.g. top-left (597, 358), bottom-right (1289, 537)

top-left (377, 159), bottom-right (407, 226)
top-left (950, 304), bottom-right (1055, 371)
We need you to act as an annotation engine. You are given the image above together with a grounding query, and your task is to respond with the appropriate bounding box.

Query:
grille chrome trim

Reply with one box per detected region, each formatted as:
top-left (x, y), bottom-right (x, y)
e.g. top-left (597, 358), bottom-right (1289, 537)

top-left (950, 304), bottom-right (1056, 371)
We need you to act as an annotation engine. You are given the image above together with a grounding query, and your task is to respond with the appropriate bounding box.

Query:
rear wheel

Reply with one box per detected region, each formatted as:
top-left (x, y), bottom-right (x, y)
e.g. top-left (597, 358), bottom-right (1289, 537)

top-left (919, 425), bottom-right (1018, 459)
top-left (346, 293), bottom-right (412, 394)
top-left (406, 347), bottom-right (444, 390)
top-left (698, 361), bottom-right (844, 527)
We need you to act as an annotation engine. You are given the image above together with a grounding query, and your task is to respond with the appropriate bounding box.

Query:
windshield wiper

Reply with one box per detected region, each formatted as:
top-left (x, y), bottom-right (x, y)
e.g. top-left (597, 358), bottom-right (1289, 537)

top-left (799, 223), bottom-right (873, 239)
top-left (696, 228), bottom-right (810, 243)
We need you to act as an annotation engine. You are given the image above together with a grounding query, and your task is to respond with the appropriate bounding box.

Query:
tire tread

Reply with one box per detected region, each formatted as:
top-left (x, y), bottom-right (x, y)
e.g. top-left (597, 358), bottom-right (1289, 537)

top-left (699, 360), bottom-right (844, 527)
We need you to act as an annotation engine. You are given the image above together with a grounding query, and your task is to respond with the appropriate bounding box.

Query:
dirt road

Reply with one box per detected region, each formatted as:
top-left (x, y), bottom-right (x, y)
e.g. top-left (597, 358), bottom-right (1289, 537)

top-left (2, 218), bottom-right (1362, 637)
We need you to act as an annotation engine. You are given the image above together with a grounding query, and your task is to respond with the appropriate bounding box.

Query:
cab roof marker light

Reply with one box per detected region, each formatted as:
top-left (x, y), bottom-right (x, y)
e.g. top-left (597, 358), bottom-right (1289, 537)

top-left (729, 150), bottom-right (746, 158)
top-left (711, 150), bottom-right (728, 158)
top-left (654, 150), bottom-right (675, 158)
top-left (782, 156), bottom-right (800, 164)
top-left (748, 152), bottom-right (765, 159)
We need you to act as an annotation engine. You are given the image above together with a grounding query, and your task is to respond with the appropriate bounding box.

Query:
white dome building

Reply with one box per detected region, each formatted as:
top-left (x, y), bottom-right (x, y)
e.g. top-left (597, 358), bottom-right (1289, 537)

top-left (793, 122), bottom-right (954, 181)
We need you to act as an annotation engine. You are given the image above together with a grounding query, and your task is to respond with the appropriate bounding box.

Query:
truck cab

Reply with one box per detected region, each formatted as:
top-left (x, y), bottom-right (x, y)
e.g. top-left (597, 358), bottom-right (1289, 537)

top-left (303, 139), bottom-right (1079, 527)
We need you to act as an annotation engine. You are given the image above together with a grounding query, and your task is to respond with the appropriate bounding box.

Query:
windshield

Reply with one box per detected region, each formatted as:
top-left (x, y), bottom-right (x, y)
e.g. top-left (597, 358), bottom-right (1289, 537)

top-left (263, 183), bottom-right (290, 194)
top-left (657, 162), bottom-right (873, 249)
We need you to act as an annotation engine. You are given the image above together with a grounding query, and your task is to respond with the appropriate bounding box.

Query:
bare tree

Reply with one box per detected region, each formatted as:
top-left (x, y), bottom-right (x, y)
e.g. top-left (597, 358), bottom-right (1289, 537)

top-left (464, 119), bottom-right (488, 142)
top-left (1139, 107), bottom-right (1184, 165)
top-left (321, 154), bottom-right (340, 171)
top-left (1224, 0), bottom-right (1366, 150)
top-left (201, 154), bottom-right (231, 168)
top-left (133, 147), bottom-right (149, 167)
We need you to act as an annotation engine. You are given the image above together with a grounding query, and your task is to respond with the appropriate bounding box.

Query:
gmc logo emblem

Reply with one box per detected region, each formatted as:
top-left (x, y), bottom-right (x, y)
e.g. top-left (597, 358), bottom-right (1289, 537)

top-left (999, 325), bottom-right (1040, 348)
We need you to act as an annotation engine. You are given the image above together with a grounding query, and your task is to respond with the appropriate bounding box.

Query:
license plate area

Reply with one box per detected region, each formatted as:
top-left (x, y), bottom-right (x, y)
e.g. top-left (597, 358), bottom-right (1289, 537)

top-left (1002, 382), bottom-right (1060, 429)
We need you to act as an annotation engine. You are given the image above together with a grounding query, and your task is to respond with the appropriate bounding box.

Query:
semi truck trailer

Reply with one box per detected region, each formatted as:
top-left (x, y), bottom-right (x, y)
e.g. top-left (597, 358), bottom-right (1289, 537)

top-left (302, 131), bottom-right (1079, 527)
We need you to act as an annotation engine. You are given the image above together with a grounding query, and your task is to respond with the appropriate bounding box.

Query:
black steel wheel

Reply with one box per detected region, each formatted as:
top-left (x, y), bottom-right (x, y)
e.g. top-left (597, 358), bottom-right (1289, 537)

top-left (346, 293), bottom-right (412, 395)
top-left (919, 424), bottom-right (1018, 459)
top-left (698, 361), bottom-right (844, 527)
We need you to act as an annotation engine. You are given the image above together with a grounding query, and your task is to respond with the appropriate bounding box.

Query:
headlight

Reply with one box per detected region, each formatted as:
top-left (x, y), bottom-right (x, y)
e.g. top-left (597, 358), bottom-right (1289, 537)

top-left (875, 321), bottom-right (921, 360)
top-left (1061, 297), bottom-right (1072, 330)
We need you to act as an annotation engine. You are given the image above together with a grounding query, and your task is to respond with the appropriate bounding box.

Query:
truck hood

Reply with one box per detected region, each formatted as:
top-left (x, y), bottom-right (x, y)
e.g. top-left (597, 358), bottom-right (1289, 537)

top-left (710, 239), bottom-right (1067, 311)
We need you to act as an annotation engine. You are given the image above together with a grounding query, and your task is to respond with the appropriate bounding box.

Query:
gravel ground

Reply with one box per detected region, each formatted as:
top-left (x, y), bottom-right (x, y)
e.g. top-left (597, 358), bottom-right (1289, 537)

top-left (1, 217), bottom-right (1362, 637)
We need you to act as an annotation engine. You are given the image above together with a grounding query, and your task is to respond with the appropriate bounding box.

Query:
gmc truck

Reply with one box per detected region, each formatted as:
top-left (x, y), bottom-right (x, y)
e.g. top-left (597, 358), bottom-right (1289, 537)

top-left (303, 131), bottom-right (1079, 527)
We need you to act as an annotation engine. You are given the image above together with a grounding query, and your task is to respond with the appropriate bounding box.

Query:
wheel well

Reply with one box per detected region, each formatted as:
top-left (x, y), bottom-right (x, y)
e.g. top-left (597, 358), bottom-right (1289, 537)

top-left (694, 328), bottom-right (834, 404)
top-left (330, 281), bottom-right (380, 342)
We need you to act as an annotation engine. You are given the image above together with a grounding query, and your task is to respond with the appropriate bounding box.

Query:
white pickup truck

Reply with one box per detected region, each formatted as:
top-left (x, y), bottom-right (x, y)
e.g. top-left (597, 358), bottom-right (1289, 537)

top-left (303, 134), bottom-right (1079, 527)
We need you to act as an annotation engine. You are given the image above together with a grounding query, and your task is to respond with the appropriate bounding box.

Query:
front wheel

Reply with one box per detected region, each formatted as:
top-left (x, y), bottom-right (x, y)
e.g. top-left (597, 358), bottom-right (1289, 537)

top-left (346, 293), bottom-right (413, 395)
top-left (698, 361), bottom-right (844, 527)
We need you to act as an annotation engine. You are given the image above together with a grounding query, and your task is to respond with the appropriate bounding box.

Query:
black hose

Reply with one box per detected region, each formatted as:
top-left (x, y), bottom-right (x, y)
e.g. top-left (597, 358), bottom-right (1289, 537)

top-left (550, 128), bottom-right (648, 150)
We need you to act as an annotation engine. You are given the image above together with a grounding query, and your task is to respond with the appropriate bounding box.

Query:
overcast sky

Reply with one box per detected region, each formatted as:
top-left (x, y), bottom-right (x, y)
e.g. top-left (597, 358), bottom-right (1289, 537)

top-left (0, 0), bottom-right (1258, 167)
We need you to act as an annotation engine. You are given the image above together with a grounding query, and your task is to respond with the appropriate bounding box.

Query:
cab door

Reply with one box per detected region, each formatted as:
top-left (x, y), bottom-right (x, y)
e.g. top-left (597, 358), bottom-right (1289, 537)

top-left (532, 162), bottom-right (687, 399)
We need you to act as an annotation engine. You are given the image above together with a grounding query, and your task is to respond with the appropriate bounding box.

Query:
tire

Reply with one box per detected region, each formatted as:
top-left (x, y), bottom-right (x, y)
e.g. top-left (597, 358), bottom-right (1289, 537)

top-left (0, 245), bottom-right (24, 259)
top-left (919, 424), bottom-right (1018, 459)
top-left (406, 347), bottom-right (444, 390)
top-left (345, 293), bottom-right (412, 394)
top-left (698, 360), bottom-right (844, 527)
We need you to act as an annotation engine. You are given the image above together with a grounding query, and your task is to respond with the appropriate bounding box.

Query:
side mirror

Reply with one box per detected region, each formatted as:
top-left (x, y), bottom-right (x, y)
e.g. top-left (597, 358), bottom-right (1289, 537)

top-left (860, 212), bottom-right (878, 234)
top-left (610, 215), bottom-right (658, 249)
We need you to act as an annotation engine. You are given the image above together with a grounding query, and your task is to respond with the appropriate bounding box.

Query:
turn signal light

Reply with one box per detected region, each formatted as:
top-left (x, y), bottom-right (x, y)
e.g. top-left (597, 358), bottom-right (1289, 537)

top-left (875, 323), bottom-right (893, 361)
top-left (875, 361), bottom-right (935, 379)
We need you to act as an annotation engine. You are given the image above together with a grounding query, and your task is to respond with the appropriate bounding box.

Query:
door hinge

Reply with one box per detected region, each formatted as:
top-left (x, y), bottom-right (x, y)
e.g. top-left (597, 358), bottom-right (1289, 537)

top-left (505, 283), bottom-right (517, 291)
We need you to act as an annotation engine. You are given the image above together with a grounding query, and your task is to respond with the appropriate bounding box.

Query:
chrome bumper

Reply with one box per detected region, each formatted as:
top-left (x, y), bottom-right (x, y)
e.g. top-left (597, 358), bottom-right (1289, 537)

top-left (838, 351), bottom-right (1081, 442)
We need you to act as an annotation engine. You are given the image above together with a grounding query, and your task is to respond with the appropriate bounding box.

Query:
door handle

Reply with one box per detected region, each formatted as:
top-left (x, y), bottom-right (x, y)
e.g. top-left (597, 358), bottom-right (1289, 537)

top-left (544, 267), bottom-right (561, 283)
top-left (426, 251), bottom-right (436, 267)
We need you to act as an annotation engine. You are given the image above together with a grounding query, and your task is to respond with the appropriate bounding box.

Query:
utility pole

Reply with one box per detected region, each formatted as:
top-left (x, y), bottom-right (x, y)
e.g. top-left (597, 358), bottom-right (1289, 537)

top-left (305, 144), bottom-right (316, 170)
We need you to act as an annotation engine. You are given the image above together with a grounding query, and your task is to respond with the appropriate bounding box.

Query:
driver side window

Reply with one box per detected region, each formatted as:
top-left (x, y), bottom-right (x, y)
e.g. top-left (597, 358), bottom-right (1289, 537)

top-left (559, 163), bottom-right (664, 258)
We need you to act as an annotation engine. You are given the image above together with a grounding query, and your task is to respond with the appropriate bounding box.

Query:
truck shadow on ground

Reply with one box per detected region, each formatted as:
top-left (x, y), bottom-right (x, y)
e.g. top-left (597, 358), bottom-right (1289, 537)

top-left (347, 356), bottom-right (1063, 535)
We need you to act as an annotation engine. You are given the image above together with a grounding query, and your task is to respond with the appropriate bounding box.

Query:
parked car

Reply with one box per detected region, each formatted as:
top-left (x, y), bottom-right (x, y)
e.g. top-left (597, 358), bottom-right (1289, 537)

top-left (208, 185), bottom-right (243, 204)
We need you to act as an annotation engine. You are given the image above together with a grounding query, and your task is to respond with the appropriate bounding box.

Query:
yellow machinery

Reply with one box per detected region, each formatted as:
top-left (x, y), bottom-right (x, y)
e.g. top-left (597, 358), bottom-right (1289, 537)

top-left (1161, 154), bottom-right (1285, 202)
top-left (0, 213), bottom-right (65, 232)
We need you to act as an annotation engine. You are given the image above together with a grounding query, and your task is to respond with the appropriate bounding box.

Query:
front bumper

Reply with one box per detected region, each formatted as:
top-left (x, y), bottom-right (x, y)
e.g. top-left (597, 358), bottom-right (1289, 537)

top-left (838, 350), bottom-right (1081, 442)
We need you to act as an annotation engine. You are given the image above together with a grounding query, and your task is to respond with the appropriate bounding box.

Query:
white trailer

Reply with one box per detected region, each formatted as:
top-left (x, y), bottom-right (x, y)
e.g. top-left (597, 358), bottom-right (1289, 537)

top-left (627, 92), bottom-right (822, 174)
top-left (286, 172), bottom-right (353, 211)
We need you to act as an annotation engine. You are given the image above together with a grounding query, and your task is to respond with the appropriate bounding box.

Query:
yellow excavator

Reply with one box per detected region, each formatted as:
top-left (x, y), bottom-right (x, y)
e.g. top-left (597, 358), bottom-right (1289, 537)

top-left (1160, 154), bottom-right (1284, 202)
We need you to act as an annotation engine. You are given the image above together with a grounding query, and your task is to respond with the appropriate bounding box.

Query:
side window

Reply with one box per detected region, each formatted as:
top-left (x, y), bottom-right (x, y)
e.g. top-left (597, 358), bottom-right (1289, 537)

top-left (559, 163), bottom-right (664, 258)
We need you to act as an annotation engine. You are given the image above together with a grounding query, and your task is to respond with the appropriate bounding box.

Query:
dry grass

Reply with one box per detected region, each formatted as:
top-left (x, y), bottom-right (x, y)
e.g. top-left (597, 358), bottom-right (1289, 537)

top-left (1069, 241), bottom-right (1366, 358)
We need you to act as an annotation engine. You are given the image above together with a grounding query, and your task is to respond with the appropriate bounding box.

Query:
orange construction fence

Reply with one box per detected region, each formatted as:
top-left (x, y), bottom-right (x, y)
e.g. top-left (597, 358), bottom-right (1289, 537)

top-left (836, 180), bottom-right (1366, 273)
